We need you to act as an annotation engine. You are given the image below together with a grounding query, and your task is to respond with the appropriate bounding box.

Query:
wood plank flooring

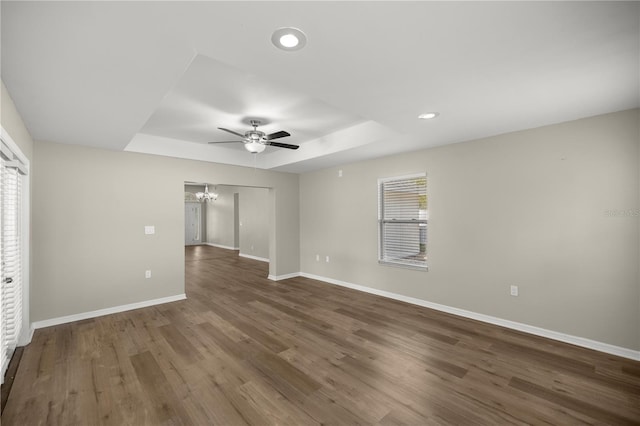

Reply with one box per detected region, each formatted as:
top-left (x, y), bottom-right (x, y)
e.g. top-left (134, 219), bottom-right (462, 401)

top-left (1, 346), bottom-right (24, 413)
top-left (2, 245), bottom-right (639, 425)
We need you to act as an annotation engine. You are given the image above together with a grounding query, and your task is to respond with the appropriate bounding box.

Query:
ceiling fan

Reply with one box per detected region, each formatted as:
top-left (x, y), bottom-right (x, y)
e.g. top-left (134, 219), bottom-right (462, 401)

top-left (209, 119), bottom-right (299, 153)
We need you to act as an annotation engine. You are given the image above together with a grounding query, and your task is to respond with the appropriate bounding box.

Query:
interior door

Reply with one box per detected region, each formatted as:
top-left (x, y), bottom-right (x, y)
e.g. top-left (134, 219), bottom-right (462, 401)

top-left (185, 202), bottom-right (202, 245)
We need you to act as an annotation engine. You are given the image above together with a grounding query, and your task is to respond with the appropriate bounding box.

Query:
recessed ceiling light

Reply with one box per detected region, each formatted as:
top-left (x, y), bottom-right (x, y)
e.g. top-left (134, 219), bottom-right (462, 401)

top-left (279, 34), bottom-right (299, 48)
top-left (272, 27), bottom-right (307, 51)
top-left (418, 112), bottom-right (440, 120)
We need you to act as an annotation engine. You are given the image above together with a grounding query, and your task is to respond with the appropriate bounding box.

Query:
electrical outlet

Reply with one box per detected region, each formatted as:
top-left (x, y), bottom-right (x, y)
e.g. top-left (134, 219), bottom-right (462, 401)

top-left (325, 256), bottom-right (330, 263)
top-left (338, 169), bottom-right (343, 177)
top-left (510, 285), bottom-right (518, 296)
top-left (145, 270), bottom-right (152, 279)
top-left (315, 254), bottom-right (320, 262)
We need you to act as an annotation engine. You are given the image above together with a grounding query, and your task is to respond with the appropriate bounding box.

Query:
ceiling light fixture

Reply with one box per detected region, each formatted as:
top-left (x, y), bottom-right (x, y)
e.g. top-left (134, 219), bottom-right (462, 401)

top-left (280, 34), bottom-right (299, 48)
top-left (271, 27), bottom-right (307, 51)
top-left (245, 141), bottom-right (267, 154)
top-left (196, 184), bottom-right (218, 202)
top-left (418, 112), bottom-right (440, 120)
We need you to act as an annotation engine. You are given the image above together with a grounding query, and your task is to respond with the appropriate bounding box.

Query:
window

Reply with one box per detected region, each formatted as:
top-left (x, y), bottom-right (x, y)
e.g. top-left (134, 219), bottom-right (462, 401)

top-left (1, 133), bottom-right (28, 384)
top-left (378, 173), bottom-right (427, 269)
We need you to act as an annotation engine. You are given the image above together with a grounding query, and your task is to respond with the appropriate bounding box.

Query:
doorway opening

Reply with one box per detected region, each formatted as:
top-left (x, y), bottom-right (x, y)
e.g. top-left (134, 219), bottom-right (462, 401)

top-left (184, 183), bottom-right (270, 262)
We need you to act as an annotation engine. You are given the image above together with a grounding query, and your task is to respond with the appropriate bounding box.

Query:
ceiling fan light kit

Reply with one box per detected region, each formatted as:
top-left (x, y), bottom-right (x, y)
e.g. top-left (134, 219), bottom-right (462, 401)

top-left (245, 141), bottom-right (267, 153)
top-left (209, 119), bottom-right (299, 154)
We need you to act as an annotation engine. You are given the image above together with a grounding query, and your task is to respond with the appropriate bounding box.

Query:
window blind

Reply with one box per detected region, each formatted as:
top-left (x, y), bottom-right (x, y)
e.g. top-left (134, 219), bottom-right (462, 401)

top-left (378, 174), bottom-right (427, 269)
top-left (1, 152), bottom-right (25, 383)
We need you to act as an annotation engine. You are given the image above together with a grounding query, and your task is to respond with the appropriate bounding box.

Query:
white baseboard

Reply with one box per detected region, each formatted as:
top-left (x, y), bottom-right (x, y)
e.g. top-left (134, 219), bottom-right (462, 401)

top-left (204, 243), bottom-right (238, 250)
top-left (32, 294), bottom-right (187, 329)
top-left (299, 272), bottom-right (640, 361)
top-left (239, 253), bottom-right (269, 263)
top-left (268, 272), bottom-right (301, 281)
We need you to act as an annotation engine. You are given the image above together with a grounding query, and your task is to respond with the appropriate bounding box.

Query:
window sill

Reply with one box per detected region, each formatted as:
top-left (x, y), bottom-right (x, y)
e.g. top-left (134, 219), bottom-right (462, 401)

top-left (378, 260), bottom-right (429, 271)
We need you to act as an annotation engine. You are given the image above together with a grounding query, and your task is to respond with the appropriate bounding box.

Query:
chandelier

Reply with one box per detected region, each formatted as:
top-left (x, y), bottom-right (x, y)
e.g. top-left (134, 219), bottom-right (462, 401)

top-left (196, 184), bottom-right (218, 202)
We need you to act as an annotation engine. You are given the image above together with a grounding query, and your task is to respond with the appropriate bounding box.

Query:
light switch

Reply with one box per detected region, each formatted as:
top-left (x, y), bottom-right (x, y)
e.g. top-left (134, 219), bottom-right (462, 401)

top-left (145, 226), bottom-right (155, 235)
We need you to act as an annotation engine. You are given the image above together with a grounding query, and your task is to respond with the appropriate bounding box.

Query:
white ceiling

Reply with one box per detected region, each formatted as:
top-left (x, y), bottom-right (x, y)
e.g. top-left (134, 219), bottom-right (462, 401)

top-left (2, 1), bottom-right (638, 173)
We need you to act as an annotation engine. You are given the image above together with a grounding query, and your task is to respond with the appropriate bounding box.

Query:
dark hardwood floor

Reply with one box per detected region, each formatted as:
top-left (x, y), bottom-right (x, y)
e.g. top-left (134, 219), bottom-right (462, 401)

top-left (2, 245), bottom-right (639, 425)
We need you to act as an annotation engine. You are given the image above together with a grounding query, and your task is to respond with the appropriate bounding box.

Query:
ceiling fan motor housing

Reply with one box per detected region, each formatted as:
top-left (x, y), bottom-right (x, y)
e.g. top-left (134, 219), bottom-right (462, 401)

top-left (247, 130), bottom-right (266, 143)
top-left (247, 120), bottom-right (267, 144)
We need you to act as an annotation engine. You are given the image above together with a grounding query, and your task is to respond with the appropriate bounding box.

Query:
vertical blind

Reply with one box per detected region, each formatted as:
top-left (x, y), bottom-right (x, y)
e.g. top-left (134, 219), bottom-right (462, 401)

top-left (1, 145), bottom-right (25, 383)
top-left (378, 174), bottom-right (428, 269)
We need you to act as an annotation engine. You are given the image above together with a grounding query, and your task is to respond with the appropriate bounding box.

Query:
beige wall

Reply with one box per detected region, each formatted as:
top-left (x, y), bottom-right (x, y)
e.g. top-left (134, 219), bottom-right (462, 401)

top-left (1, 81), bottom-right (34, 161)
top-left (300, 109), bottom-right (640, 351)
top-left (204, 185), bottom-right (236, 249)
top-left (237, 186), bottom-right (269, 260)
top-left (32, 141), bottom-right (299, 322)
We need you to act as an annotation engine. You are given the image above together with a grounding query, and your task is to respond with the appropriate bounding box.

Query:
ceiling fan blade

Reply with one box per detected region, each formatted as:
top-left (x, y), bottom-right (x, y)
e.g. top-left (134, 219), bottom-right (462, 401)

top-left (267, 141), bottom-right (299, 150)
top-left (218, 127), bottom-right (246, 138)
top-left (265, 130), bottom-right (290, 140)
top-left (208, 140), bottom-right (243, 144)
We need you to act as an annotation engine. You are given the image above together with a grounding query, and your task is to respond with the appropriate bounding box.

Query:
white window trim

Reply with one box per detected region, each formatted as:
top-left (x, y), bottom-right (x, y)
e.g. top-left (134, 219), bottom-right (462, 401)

top-left (0, 126), bottom-right (32, 384)
top-left (378, 172), bottom-right (428, 271)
